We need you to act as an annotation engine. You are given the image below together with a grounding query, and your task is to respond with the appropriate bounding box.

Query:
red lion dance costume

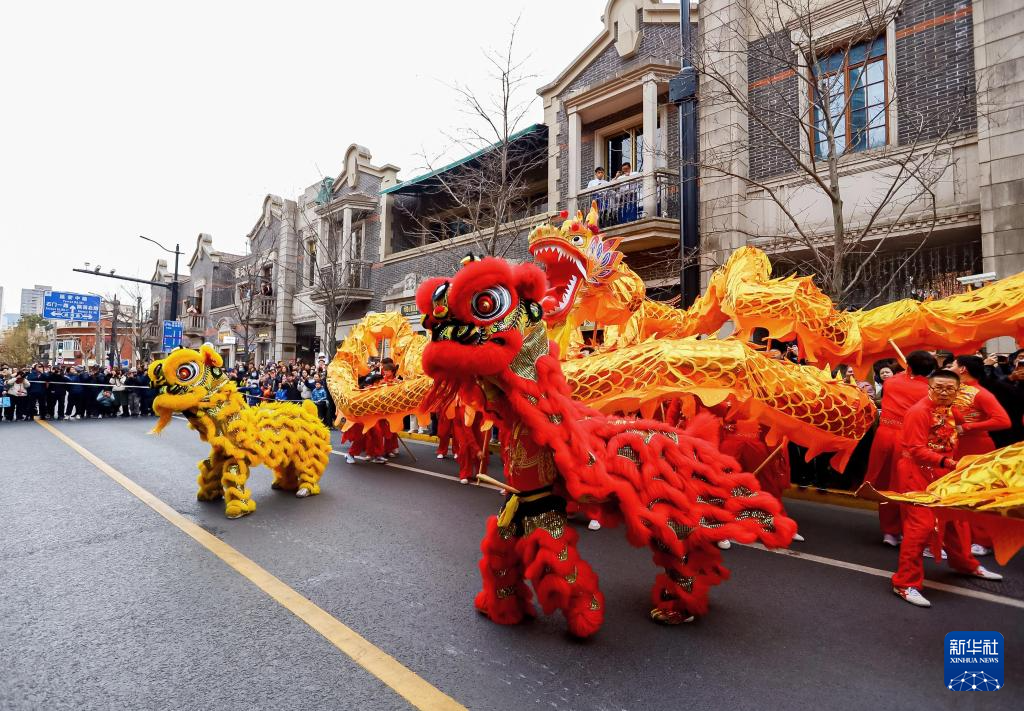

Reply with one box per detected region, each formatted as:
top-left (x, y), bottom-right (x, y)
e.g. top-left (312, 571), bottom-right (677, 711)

top-left (416, 256), bottom-right (796, 637)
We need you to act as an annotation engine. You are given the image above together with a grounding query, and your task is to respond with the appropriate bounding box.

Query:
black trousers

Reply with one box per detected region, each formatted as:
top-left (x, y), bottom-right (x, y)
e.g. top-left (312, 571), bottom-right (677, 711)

top-left (47, 393), bottom-right (65, 419)
top-left (14, 397), bottom-right (31, 420)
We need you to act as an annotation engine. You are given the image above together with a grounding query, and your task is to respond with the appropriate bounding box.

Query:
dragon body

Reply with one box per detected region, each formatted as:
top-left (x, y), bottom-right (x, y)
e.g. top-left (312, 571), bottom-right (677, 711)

top-left (415, 256), bottom-right (796, 635)
top-left (150, 345), bottom-right (331, 519)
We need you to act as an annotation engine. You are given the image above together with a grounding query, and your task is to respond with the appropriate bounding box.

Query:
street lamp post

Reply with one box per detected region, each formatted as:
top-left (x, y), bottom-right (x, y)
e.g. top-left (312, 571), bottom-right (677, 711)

top-left (670, 1), bottom-right (700, 308)
top-left (73, 237), bottom-right (184, 355)
top-left (139, 236), bottom-right (182, 321)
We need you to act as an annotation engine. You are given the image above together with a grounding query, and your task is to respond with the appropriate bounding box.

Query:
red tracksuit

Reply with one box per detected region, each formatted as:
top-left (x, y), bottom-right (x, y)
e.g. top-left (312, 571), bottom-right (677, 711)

top-left (453, 410), bottom-right (487, 481)
top-left (437, 409), bottom-right (456, 456)
top-left (891, 397), bottom-right (979, 589)
top-left (865, 372), bottom-right (930, 536)
top-left (955, 384), bottom-right (1011, 456)
top-left (955, 384), bottom-right (1010, 547)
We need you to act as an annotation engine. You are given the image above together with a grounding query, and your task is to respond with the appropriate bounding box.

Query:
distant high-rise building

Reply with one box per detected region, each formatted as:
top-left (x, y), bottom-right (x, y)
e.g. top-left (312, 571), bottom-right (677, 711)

top-left (20, 284), bottom-right (52, 316)
top-left (0, 286), bottom-right (4, 316)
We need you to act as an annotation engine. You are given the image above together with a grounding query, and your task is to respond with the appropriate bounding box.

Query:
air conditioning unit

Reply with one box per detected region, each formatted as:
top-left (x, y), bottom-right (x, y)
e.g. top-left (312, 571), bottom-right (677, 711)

top-left (956, 272), bottom-right (997, 286)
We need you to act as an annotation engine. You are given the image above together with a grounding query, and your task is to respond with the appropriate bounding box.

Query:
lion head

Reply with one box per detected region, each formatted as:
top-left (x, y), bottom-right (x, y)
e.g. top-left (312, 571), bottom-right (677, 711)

top-left (149, 344), bottom-right (229, 431)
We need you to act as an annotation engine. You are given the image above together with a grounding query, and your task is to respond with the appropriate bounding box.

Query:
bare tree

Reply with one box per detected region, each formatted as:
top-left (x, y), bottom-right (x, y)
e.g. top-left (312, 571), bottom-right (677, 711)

top-left (222, 246), bottom-right (277, 362)
top-left (695, 0), bottom-right (982, 307)
top-left (397, 20), bottom-right (549, 269)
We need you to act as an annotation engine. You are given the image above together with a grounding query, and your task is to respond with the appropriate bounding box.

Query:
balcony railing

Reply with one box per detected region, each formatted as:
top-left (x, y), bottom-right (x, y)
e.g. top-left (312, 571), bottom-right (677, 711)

top-left (310, 260), bottom-right (373, 304)
top-left (577, 170), bottom-right (680, 229)
top-left (184, 313), bottom-right (205, 333)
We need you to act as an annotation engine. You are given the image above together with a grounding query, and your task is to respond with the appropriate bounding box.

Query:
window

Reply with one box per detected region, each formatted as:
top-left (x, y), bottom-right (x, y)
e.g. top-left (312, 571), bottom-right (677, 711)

top-left (607, 127), bottom-right (643, 177)
top-left (811, 36), bottom-right (887, 158)
top-left (58, 339), bottom-right (78, 353)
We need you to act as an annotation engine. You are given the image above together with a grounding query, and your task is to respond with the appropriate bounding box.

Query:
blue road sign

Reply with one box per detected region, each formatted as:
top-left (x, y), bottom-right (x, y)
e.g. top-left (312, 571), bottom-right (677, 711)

top-left (162, 320), bottom-right (183, 351)
top-left (43, 292), bottom-right (101, 322)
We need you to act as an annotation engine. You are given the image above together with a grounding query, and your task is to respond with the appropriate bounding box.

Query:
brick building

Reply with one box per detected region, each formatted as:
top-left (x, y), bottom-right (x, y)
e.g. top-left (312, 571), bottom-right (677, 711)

top-left (699, 0), bottom-right (1022, 329)
top-left (541, 0), bottom-right (1023, 332)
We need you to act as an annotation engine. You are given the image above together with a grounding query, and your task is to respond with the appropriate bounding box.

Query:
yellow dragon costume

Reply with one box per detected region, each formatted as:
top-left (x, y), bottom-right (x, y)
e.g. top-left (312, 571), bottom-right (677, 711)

top-left (150, 344), bottom-right (331, 519)
top-left (328, 206), bottom-right (878, 468)
top-left (328, 204), bottom-right (1024, 550)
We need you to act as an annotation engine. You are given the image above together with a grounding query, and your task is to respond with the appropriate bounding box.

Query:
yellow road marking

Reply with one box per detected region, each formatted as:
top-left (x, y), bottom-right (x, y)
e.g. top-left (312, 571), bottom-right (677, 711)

top-left (38, 420), bottom-right (467, 711)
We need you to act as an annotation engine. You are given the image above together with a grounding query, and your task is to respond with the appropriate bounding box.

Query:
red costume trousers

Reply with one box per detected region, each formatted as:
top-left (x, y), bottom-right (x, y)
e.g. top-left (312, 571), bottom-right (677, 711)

top-left (891, 458), bottom-right (979, 589)
top-left (865, 424), bottom-right (902, 536)
top-left (436, 415), bottom-right (454, 456)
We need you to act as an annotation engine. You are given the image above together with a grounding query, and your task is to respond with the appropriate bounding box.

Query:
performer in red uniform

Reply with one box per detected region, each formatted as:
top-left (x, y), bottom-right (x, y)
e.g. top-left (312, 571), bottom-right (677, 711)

top-left (891, 370), bottom-right (1003, 608)
top-left (864, 350), bottom-right (936, 547)
top-left (436, 407), bottom-right (456, 459)
top-left (951, 355), bottom-right (1011, 555)
top-left (453, 407), bottom-right (487, 483)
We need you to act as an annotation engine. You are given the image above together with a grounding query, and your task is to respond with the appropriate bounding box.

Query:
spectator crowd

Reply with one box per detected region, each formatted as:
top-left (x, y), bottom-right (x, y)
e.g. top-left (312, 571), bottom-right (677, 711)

top-left (1, 356), bottom-right (339, 428)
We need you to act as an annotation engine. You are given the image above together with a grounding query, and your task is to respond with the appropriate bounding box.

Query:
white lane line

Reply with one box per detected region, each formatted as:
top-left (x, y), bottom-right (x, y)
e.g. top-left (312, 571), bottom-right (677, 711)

top-left (329, 448), bottom-right (1024, 610)
top-left (740, 542), bottom-right (1024, 610)
top-left (330, 451), bottom-right (505, 492)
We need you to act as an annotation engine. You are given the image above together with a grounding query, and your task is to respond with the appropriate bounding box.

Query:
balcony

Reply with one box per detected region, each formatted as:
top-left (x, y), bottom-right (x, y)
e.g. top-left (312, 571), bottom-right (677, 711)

top-left (577, 170), bottom-right (681, 249)
top-left (309, 260), bottom-right (373, 304)
top-left (243, 296), bottom-right (276, 324)
top-left (183, 313), bottom-right (205, 335)
top-left (143, 321), bottom-right (160, 342)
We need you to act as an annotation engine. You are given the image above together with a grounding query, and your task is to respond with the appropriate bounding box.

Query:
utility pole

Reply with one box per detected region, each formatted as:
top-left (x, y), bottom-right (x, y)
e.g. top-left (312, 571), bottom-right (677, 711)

top-left (670, 1), bottom-right (700, 307)
top-left (109, 296), bottom-right (119, 369)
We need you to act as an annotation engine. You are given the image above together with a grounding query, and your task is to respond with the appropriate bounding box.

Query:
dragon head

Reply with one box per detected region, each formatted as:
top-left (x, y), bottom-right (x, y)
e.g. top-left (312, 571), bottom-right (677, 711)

top-left (527, 201), bottom-right (623, 323)
top-left (149, 344), bottom-right (229, 429)
top-left (416, 256), bottom-right (548, 381)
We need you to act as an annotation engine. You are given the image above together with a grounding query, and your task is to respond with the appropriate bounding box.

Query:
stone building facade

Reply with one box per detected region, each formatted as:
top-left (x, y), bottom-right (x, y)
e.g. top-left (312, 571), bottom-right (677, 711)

top-left (699, 0), bottom-right (1023, 331)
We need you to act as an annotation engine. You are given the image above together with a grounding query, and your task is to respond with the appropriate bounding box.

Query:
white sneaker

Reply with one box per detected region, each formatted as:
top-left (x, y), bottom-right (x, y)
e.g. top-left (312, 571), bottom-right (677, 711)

top-left (970, 566), bottom-right (1003, 581)
top-left (717, 540), bottom-right (732, 550)
top-left (453, 453), bottom-right (458, 460)
top-left (882, 534), bottom-right (901, 547)
top-left (970, 544), bottom-right (992, 557)
top-left (437, 453), bottom-right (445, 459)
top-left (372, 456), bottom-right (388, 464)
top-left (355, 455), bottom-right (371, 462)
top-left (459, 478), bottom-right (469, 485)
top-left (345, 454), bottom-right (355, 464)
top-left (792, 533), bottom-right (805, 542)
top-left (923, 547), bottom-right (947, 560)
top-left (587, 519), bottom-right (601, 531)
top-left (893, 586), bottom-right (931, 607)
top-left (389, 450), bottom-right (398, 457)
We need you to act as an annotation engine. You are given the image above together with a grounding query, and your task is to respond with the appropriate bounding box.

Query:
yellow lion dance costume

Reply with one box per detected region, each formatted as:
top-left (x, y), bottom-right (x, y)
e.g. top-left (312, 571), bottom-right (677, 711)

top-left (148, 344), bottom-right (331, 519)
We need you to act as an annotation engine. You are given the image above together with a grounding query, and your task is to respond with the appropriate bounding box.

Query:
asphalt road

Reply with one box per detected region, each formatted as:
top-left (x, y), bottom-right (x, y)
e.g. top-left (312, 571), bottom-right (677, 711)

top-left (2, 417), bottom-right (1022, 711)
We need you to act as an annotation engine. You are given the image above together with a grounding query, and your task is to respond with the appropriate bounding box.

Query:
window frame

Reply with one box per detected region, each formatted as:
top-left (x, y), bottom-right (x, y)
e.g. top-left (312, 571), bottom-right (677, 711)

top-left (809, 36), bottom-right (889, 160)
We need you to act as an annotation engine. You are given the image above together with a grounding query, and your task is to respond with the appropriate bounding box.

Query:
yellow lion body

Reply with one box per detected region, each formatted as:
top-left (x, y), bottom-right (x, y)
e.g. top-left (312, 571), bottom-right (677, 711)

top-left (149, 345), bottom-right (332, 519)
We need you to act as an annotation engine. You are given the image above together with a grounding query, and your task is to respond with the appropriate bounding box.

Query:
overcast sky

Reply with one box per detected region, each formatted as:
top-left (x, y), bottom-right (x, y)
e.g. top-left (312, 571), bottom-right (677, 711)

top-left (0, 0), bottom-right (604, 314)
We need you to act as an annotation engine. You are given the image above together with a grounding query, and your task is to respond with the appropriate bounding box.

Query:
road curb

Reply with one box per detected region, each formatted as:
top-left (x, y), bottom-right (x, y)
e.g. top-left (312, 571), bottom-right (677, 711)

top-left (398, 433), bottom-right (877, 511)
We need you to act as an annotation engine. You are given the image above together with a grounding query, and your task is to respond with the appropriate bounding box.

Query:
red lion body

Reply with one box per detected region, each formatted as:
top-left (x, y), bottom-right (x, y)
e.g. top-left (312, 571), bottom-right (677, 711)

top-left (417, 257), bottom-right (796, 636)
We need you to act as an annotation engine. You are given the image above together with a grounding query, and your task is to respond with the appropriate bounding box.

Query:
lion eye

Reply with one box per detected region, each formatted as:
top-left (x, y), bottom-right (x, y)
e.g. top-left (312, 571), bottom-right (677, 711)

top-left (176, 363), bottom-right (199, 382)
top-left (470, 287), bottom-right (511, 320)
